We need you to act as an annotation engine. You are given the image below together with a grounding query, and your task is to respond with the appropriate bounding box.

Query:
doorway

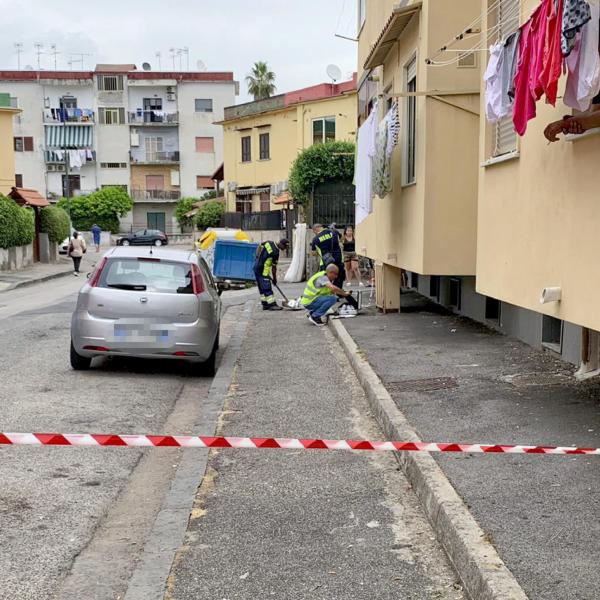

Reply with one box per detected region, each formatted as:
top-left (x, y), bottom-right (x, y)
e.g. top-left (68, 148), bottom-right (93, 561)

top-left (144, 98), bottom-right (163, 122)
top-left (62, 174), bottom-right (81, 197)
top-left (147, 212), bottom-right (166, 232)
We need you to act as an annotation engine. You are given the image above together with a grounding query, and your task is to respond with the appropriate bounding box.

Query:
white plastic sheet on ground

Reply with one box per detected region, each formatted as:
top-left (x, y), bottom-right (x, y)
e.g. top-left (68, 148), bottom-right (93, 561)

top-left (284, 223), bottom-right (307, 283)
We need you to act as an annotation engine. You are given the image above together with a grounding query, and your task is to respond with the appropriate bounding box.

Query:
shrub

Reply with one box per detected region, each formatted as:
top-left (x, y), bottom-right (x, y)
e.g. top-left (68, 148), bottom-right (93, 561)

top-left (175, 197), bottom-right (197, 228)
top-left (58, 187), bottom-right (133, 233)
top-left (0, 195), bottom-right (35, 249)
top-left (196, 201), bottom-right (225, 229)
top-left (40, 206), bottom-right (70, 243)
top-left (288, 141), bottom-right (355, 204)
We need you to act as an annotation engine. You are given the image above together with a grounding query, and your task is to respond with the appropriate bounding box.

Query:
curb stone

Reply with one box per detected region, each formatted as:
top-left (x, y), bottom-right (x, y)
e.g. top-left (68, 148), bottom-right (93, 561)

top-left (330, 318), bottom-right (529, 600)
top-left (0, 267), bottom-right (74, 293)
top-left (123, 300), bottom-right (254, 600)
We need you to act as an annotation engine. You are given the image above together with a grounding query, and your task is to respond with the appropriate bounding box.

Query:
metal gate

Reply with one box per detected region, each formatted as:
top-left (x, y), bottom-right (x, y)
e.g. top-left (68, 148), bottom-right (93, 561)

top-left (311, 181), bottom-right (355, 227)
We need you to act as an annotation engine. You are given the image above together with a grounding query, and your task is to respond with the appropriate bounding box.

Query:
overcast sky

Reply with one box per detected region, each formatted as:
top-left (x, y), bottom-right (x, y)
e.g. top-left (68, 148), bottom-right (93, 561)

top-left (0, 0), bottom-right (358, 102)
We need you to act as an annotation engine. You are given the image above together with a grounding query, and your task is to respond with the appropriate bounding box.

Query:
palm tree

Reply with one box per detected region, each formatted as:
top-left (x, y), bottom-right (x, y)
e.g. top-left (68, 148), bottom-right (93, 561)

top-left (246, 61), bottom-right (276, 101)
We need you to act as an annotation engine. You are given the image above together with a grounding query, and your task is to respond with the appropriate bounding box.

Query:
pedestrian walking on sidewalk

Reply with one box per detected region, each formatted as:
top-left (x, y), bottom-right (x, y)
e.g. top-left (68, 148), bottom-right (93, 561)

top-left (301, 264), bottom-right (350, 327)
top-left (311, 224), bottom-right (346, 288)
top-left (254, 238), bottom-right (290, 311)
top-left (68, 232), bottom-right (86, 276)
top-left (91, 223), bottom-right (102, 252)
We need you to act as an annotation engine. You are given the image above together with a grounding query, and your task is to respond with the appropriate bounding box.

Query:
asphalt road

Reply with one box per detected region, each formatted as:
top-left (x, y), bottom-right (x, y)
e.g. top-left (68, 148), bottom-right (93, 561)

top-left (0, 272), bottom-right (254, 600)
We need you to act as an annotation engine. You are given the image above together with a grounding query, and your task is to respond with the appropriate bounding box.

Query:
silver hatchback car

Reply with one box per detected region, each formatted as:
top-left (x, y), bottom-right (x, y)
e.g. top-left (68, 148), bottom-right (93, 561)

top-left (70, 247), bottom-right (222, 375)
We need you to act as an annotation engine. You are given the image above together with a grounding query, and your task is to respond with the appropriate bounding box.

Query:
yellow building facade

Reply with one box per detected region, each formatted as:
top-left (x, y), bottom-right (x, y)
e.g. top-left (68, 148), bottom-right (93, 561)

top-left (0, 93), bottom-right (20, 194)
top-left (221, 81), bottom-right (357, 213)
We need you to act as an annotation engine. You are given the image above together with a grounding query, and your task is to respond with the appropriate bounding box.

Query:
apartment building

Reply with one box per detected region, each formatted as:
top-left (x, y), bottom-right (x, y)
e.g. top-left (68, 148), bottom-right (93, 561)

top-left (221, 78), bottom-right (357, 214)
top-left (355, 0), bottom-right (481, 311)
top-left (0, 93), bottom-right (21, 194)
top-left (0, 65), bottom-right (236, 233)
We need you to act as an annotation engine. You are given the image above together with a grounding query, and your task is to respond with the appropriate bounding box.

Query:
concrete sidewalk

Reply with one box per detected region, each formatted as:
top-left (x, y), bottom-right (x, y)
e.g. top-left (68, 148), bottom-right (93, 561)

top-left (166, 298), bottom-right (465, 600)
top-left (341, 292), bottom-right (600, 600)
top-left (0, 257), bottom-right (76, 292)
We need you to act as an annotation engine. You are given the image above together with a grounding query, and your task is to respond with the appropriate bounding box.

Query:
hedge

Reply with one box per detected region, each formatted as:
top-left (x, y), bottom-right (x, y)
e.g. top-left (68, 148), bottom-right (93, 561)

top-left (40, 205), bottom-right (70, 244)
top-left (0, 195), bottom-right (35, 249)
top-left (196, 201), bottom-right (224, 229)
top-left (288, 141), bottom-right (355, 204)
top-left (175, 197), bottom-right (197, 228)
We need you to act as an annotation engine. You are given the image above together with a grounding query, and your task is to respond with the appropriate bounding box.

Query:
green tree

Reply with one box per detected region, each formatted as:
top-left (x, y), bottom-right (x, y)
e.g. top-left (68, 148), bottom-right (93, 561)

top-left (288, 141), bottom-right (355, 204)
top-left (39, 205), bottom-right (70, 243)
top-left (246, 61), bottom-right (276, 100)
top-left (175, 197), bottom-right (197, 229)
top-left (0, 195), bottom-right (35, 249)
top-left (58, 187), bottom-right (133, 233)
top-left (196, 201), bottom-right (225, 230)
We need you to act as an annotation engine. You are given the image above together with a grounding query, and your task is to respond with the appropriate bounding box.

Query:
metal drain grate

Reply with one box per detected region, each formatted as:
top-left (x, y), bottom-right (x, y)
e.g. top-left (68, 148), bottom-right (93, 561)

top-left (386, 377), bottom-right (458, 393)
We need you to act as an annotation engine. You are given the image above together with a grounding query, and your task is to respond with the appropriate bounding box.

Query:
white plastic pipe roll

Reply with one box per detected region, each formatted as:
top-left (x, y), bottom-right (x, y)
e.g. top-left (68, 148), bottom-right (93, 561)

top-left (540, 287), bottom-right (562, 304)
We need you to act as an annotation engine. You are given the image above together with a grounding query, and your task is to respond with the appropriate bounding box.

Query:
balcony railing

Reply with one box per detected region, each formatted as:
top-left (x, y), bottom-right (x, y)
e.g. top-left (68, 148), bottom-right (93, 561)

top-left (130, 150), bottom-right (180, 165)
top-left (44, 108), bottom-right (95, 124)
top-left (129, 110), bottom-right (178, 125)
top-left (131, 189), bottom-right (181, 202)
top-left (45, 149), bottom-right (96, 164)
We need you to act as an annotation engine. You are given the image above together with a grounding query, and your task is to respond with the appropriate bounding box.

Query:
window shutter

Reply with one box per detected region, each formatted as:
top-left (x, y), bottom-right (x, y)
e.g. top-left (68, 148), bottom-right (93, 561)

top-left (493, 0), bottom-right (519, 156)
top-left (23, 137), bottom-right (34, 151)
top-left (119, 108), bottom-right (125, 124)
top-left (98, 108), bottom-right (105, 124)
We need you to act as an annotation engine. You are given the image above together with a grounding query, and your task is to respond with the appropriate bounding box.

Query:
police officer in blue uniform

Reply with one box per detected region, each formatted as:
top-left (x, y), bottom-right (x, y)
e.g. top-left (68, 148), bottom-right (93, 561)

top-left (311, 223), bottom-right (345, 288)
top-left (254, 238), bottom-right (289, 311)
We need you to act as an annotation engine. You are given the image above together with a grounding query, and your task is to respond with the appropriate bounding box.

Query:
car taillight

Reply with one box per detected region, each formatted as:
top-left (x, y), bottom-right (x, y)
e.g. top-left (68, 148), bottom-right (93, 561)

top-left (89, 258), bottom-right (107, 288)
top-left (191, 263), bottom-right (205, 295)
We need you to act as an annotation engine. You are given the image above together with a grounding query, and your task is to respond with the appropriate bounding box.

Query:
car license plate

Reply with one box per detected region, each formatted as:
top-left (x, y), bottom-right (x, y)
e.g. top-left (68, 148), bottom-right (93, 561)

top-left (113, 324), bottom-right (170, 343)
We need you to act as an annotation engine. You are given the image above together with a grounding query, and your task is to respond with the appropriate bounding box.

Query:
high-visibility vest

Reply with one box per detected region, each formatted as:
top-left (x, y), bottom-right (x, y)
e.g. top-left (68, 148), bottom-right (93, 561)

top-left (255, 241), bottom-right (278, 277)
top-left (301, 271), bottom-right (333, 306)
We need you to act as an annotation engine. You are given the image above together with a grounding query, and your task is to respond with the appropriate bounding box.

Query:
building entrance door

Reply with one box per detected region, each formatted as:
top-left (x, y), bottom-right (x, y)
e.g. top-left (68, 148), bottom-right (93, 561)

top-left (147, 212), bottom-right (166, 232)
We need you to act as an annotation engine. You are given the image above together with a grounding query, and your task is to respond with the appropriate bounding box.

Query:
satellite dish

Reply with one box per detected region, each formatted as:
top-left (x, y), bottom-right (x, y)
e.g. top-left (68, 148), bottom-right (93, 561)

top-left (326, 64), bottom-right (342, 82)
top-left (196, 60), bottom-right (207, 72)
top-left (142, 62), bottom-right (151, 71)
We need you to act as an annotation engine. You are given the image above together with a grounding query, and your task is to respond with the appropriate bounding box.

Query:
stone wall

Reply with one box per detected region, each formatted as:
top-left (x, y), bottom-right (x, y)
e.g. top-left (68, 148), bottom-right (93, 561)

top-left (0, 244), bottom-right (33, 271)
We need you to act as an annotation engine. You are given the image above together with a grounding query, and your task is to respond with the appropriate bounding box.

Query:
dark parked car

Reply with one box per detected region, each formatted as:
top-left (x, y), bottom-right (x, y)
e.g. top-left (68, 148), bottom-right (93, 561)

top-left (117, 229), bottom-right (168, 247)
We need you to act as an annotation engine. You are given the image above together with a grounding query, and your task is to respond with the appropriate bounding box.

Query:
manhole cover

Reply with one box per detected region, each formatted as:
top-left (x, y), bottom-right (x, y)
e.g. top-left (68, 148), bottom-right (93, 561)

top-left (500, 373), bottom-right (571, 387)
top-left (386, 377), bottom-right (458, 393)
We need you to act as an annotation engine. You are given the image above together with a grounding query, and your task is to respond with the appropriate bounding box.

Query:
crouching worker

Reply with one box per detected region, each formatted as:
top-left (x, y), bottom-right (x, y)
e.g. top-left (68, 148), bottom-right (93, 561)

top-left (301, 264), bottom-right (350, 327)
top-left (254, 238), bottom-right (290, 311)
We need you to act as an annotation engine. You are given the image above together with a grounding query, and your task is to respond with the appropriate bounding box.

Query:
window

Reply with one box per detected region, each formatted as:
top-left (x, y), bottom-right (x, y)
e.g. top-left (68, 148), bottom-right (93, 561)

top-left (358, 0), bottom-right (366, 31)
top-left (259, 132), bottom-right (270, 160)
top-left (485, 297), bottom-right (501, 322)
top-left (145, 137), bottom-right (164, 162)
top-left (98, 107), bottom-right (125, 125)
top-left (197, 176), bottom-right (214, 189)
top-left (312, 117), bottom-right (336, 144)
top-left (404, 57), bottom-right (417, 185)
top-left (143, 97), bottom-right (162, 110)
top-left (429, 276), bottom-right (440, 300)
top-left (14, 136), bottom-right (33, 152)
top-left (100, 162), bottom-right (127, 169)
top-left (449, 278), bottom-right (462, 310)
top-left (195, 137), bottom-right (215, 153)
top-left (241, 136), bottom-right (251, 162)
top-left (195, 98), bottom-right (213, 112)
top-left (542, 315), bottom-right (563, 352)
top-left (10, 97), bottom-right (18, 108)
top-left (492, 0), bottom-right (519, 157)
top-left (97, 75), bottom-right (124, 92)
top-left (60, 96), bottom-right (77, 109)
top-left (236, 197), bottom-right (252, 213)
top-left (15, 174), bottom-right (23, 188)
top-left (410, 272), bottom-right (419, 289)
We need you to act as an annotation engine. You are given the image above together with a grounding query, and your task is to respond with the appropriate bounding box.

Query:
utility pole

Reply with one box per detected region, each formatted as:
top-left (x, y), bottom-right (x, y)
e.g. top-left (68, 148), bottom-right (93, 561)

top-left (14, 43), bottom-right (23, 70)
top-left (34, 42), bottom-right (44, 69)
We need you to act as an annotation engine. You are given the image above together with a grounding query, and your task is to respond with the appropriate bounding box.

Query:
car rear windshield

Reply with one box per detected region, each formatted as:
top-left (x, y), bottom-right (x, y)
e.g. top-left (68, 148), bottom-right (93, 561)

top-left (97, 258), bottom-right (194, 294)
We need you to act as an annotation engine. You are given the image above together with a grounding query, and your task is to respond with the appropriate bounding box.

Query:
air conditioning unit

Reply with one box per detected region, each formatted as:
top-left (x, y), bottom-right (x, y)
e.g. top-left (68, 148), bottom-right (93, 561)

top-left (227, 181), bottom-right (237, 192)
top-left (166, 86), bottom-right (176, 102)
top-left (47, 164), bottom-right (65, 173)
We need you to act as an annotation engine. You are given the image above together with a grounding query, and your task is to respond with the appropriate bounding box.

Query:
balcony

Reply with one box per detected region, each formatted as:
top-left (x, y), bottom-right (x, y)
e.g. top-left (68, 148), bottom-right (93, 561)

top-left (130, 150), bottom-right (180, 165)
top-left (129, 110), bottom-right (178, 125)
top-left (45, 149), bottom-right (96, 164)
top-left (44, 108), bottom-right (94, 124)
top-left (131, 189), bottom-right (181, 202)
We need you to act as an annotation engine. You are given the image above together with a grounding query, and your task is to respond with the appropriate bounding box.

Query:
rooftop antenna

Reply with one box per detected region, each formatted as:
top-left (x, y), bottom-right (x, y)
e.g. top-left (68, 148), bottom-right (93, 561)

top-left (177, 48), bottom-right (183, 71)
top-left (49, 44), bottom-right (60, 70)
top-left (169, 48), bottom-right (176, 70)
top-left (69, 53), bottom-right (93, 70)
top-left (326, 64), bottom-right (342, 83)
top-left (155, 51), bottom-right (162, 70)
top-left (196, 60), bottom-right (207, 72)
top-left (142, 62), bottom-right (151, 71)
top-left (14, 43), bottom-right (23, 70)
top-left (183, 47), bottom-right (189, 71)
top-left (34, 42), bottom-right (44, 70)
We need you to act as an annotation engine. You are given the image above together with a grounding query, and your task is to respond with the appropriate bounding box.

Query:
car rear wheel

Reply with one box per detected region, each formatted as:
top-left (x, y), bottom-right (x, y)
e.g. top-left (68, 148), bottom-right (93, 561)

top-left (154, 239), bottom-right (163, 247)
top-left (70, 341), bottom-right (92, 371)
top-left (198, 332), bottom-right (219, 377)
top-left (121, 239), bottom-right (130, 246)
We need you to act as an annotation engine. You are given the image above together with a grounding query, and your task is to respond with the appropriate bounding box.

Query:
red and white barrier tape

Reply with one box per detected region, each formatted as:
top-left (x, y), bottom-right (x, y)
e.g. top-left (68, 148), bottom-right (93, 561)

top-left (0, 433), bottom-right (598, 455)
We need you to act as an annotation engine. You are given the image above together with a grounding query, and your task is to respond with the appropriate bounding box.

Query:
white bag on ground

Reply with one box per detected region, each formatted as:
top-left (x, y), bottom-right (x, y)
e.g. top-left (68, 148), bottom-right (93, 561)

top-left (284, 223), bottom-right (307, 283)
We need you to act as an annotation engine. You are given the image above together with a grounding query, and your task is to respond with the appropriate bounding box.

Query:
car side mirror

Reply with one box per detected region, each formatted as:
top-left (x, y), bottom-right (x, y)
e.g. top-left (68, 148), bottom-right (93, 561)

top-left (86, 272), bottom-right (91, 279)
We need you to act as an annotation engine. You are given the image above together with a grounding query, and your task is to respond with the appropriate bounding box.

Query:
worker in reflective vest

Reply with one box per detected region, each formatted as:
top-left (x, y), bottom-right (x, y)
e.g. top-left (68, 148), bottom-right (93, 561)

top-left (301, 264), bottom-right (350, 327)
top-left (311, 224), bottom-right (345, 288)
top-left (254, 239), bottom-right (289, 311)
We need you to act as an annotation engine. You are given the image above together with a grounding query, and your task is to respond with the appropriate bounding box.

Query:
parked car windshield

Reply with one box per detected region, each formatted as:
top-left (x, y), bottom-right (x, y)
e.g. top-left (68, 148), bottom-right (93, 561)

top-left (97, 258), bottom-right (193, 294)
